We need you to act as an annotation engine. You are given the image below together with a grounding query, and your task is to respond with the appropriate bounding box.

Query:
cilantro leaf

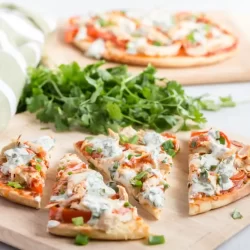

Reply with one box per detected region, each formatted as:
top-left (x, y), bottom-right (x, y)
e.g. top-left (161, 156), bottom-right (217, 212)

top-left (17, 61), bottom-right (234, 135)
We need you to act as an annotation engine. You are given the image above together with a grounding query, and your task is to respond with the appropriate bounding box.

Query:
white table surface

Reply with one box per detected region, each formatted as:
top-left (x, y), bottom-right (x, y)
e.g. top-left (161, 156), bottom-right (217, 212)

top-left (0, 0), bottom-right (250, 249)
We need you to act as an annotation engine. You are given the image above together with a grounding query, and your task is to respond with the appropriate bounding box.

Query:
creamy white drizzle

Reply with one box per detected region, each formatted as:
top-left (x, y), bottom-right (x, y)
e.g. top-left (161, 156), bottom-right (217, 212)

top-left (1, 147), bottom-right (35, 175)
top-left (142, 186), bottom-right (164, 207)
top-left (89, 137), bottom-right (122, 158)
top-left (47, 220), bottom-right (60, 228)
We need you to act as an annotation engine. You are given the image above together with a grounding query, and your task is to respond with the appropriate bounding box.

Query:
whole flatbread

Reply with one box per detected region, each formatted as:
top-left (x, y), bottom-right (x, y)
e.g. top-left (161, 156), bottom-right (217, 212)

top-left (73, 40), bottom-right (237, 68)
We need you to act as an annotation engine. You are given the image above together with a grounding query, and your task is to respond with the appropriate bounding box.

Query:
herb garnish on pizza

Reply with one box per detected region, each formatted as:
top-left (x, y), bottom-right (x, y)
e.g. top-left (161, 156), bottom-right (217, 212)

top-left (65, 10), bottom-right (237, 67)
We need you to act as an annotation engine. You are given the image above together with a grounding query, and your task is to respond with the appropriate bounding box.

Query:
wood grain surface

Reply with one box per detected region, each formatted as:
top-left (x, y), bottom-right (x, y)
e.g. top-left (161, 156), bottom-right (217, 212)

top-left (0, 113), bottom-right (249, 250)
top-left (42, 12), bottom-right (250, 85)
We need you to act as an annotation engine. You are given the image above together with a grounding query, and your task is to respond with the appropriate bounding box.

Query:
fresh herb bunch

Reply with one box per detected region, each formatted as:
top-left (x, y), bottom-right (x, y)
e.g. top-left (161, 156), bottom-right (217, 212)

top-left (17, 61), bottom-right (230, 134)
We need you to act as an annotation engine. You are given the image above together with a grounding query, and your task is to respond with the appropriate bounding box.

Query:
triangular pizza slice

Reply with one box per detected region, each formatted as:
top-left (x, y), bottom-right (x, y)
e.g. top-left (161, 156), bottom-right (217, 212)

top-left (74, 127), bottom-right (179, 219)
top-left (0, 135), bottom-right (54, 208)
top-left (188, 128), bottom-right (250, 215)
top-left (47, 153), bottom-right (149, 240)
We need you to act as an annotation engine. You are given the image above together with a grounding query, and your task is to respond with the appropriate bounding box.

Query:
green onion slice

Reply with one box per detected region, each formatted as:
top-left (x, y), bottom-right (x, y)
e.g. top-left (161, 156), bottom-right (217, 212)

top-left (148, 235), bottom-right (165, 245)
top-left (72, 217), bottom-right (84, 226)
top-left (75, 234), bottom-right (89, 245)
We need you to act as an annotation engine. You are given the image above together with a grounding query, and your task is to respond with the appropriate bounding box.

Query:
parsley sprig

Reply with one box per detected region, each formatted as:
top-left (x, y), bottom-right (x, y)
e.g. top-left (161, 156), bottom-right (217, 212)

top-left (17, 61), bottom-right (233, 134)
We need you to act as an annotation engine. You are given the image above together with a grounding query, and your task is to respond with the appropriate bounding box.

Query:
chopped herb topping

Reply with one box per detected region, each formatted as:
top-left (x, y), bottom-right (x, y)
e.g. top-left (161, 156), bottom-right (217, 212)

top-left (130, 179), bottom-right (143, 188)
top-left (134, 171), bottom-right (148, 180)
top-left (219, 136), bottom-right (226, 145)
top-left (162, 140), bottom-right (176, 157)
top-left (200, 168), bottom-right (208, 180)
top-left (186, 31), bottom-right (196, 44)
top-left (129, 135), bottom-right (139, 144)
top-left (35, 164), bottom-right (42, 171)
top-left (163, 183), bottom-right (170, 190)
top-left (68, 171), bottom-right (73, 175)
top-left (127, 154), bottom-right (133, 160)
top-left (231, 209), bottom-right (243, 220)
top-left (96, 147), bottom-right (102, 153)
top-left (153, 41), bottom-right (162, 46)
top-left (124, 201), bottom-right (132, 208)
top-left (85, 146), bottom-right (94, 154)
top-left (75, 234), bottom-right (89, 245)
top-left (7, 181), bottom-right (23, 189)
top-left (113, 162), bottom-right (119, 170)
top-left (210, 165), bottom-right (217, 171)
top-left (120, 134), bottom-right (139, 144)
top-left (72, 217), bottom-right (84, 226)
top-left (98, 18), bottom-right (114, 27)
top-left (148, 235), bottom-right (165, 245)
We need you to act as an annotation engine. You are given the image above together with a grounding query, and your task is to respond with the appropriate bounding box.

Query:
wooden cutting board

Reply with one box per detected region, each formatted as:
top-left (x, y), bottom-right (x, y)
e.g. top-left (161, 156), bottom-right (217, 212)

top-left (0, 112), bottom-right (250, 250)
top-left (42, 12), bottom-right (250, 85)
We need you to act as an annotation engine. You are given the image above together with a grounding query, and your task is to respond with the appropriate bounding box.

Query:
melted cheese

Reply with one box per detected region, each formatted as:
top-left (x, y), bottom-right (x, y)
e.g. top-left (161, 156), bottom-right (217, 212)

top-left (85, 39), bottom-right (105, 59)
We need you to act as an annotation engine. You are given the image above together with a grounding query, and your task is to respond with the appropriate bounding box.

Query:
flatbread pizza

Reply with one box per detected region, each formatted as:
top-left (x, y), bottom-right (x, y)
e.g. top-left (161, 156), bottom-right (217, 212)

top-left (74, 126), bottom-right (179, 219)
top-left (188, 128), bottom-right (250, 215)
top-left (0, 135), bottom-right (54, 208)
top-left (65, 10), bottom-right (238, 67)
top-left (47, 153), bottom-right (149, 240)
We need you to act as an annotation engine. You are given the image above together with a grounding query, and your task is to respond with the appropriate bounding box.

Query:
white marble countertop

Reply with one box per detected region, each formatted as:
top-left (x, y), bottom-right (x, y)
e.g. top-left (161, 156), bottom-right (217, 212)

top-left (0, 0), bottom-right (250, 249)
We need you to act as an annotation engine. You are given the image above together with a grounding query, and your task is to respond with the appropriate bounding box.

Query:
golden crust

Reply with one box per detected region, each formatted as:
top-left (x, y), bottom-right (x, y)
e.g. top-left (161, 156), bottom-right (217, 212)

top-left (0, 184), bottom-right (39, 208)
top-left (73, 40), bottom-right (237, 68)
top-left (48, 218), bottom-right (149, 240)
top-left (189, 180), bottom-right (250, 215)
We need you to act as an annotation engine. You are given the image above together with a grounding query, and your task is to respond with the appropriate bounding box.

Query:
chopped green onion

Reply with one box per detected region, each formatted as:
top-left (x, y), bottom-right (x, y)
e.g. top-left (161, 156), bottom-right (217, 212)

top-left (130, 179), bottom-right (142, 188)
top-left (113, 162), bottom-right (119, 170)
top-left (7, 181), bottom-right (23, 189)
top-left (153, 41), bottom-right (162, 46)
top-left (96, 147), bottom-right (102, 153)
top-left (162, 140), bottom-right (176, 157)
top-left (124, 201), bottom-right (132, 208)
top-left (163, 183), bottom-right (170, 190)
top-left (72, 217), bottom-right (84, 226)
top-left (98, 18), bottom-right (114, 27)
top-left (134, 171), bottom-right (148, 180)
top-left (120, 134), bottom-right (129, 144)
top-left (186, 31), bottom-right (196, 44)
top-left (128, 135), bottom-right (139, 144)
top-left (231, 209), bottom-right (243, 220)
top-left (35, 164), bottom-right (42, 171)
top-left (219, 136), bottom-right (226, 145)
top-left (135, 154), bottom-right (142, 157)
top-left (127, 154), bottom-right (133, 160)
top-left (166, 149), bottom-right (176, 157)
top-left (75, 234), bottom-right (89, 245)
top-left (148, 235), bottom-right (165, 245)
top-left (85, 146), bottom-right (94, 154)
top-left (210, 165), bottom-right (217, 171)
top-left (68, 171), bottom-right (73, 175)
